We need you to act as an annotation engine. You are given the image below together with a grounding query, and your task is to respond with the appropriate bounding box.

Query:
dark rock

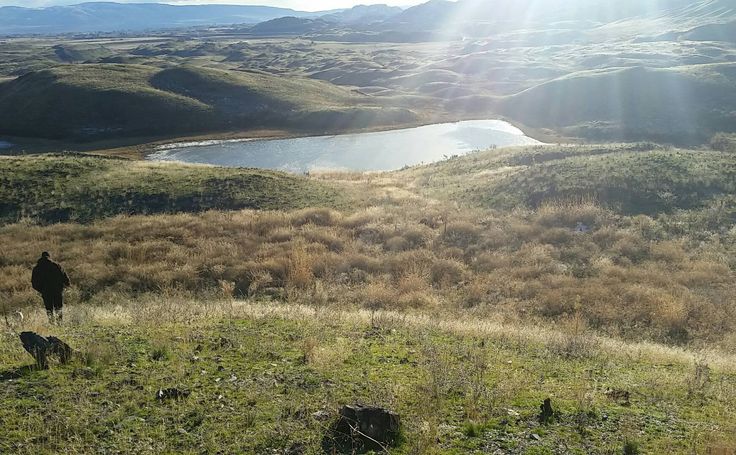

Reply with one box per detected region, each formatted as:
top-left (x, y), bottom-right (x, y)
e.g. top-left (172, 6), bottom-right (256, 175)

top-left (20, 332), bottom-right (51, 369)
top-left (19, 332), bottom-right (74, 369)
top-left (325, 404), bottom-right (400, 452)
top-left (156, 388), bottom-right (190, 401)
top-left (538, 398), bottom-right (554, 425)
top-left (47, 337), bottom-right (73, 364)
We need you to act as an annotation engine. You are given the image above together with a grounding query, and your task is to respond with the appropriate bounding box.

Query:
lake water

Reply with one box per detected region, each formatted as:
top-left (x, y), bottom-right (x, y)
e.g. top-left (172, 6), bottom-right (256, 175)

top-left (148, 120), bottom-right (540, 172)
top-left (0, 141), bottom-right (13, 149)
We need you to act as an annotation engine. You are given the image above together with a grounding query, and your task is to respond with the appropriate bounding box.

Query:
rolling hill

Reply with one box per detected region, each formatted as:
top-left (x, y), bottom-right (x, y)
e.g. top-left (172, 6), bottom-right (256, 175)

top-left (498, 63), bottom-right (736, 143)
top-left (0, 64), bottom-right (417, 141)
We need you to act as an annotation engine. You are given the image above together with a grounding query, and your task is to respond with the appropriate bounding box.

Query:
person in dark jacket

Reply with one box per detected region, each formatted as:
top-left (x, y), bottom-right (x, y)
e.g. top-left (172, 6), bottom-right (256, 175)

top-left (31, 252), bottom-right (70, 323)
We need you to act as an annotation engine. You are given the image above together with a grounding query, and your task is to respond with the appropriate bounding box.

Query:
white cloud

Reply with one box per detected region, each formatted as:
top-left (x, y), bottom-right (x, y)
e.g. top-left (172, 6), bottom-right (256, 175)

top-left (0, 0), bottom-right (419, 10)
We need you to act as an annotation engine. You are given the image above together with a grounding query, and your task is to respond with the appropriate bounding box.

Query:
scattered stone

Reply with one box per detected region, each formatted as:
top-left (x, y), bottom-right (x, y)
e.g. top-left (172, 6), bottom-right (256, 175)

top-left (312, 410), bottom-right (331, 421)
top-left (604, 388), bottom-right (631, 406)
top-left (326, 404), bottom-right (401, 452)
top-left (538, 398), bottom-right (555, 425)
top-left (156, 388), bottom-right (190, 401)
top-left (530, 433), bottom-right (542, 441)
top-left (19, 331), bottom-right (74, 369)
top-left (506, 408), bottom-right (520, 417)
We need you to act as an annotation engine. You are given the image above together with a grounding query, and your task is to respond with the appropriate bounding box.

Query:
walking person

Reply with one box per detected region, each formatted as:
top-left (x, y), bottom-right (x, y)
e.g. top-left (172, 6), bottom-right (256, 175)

top-left (31, 252), bottom-right (70, 323)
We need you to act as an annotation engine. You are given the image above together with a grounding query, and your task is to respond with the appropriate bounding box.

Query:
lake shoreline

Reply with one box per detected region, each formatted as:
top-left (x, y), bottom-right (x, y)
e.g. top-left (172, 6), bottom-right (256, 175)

top-left (147, 119), bottom-right (542, 173)
top-left (0, 114), bottom-right (567, 161)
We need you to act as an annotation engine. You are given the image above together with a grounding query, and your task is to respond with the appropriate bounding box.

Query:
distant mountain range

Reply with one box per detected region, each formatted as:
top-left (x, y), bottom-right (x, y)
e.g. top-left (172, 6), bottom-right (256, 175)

top-left (0, 2), bottom-right (329, 35)
top-left (1, 0), bottom-right (735, 39)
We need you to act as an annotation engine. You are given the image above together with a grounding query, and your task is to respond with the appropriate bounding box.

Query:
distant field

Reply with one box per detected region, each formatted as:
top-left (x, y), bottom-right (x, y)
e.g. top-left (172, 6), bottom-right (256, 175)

top-left (0, 154), bottom-right (344, 223)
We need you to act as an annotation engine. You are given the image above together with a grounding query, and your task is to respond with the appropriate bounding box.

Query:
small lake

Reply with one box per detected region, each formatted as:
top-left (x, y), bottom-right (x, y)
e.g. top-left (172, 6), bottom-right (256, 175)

top-left (148, 120), bottom-right (540, 172)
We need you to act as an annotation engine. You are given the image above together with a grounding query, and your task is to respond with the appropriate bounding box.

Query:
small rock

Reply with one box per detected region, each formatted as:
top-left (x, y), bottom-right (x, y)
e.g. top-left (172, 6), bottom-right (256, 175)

top-left (156, 388), bottom-right (190, 401)
top-left (328, 404), bottom-right (401, 451)
top-left (530, 433), bottom-right (542, 441)
top-left (506, 408), bottom-right (520, 417)
top-left (312, 410), bottom-right (331, 421)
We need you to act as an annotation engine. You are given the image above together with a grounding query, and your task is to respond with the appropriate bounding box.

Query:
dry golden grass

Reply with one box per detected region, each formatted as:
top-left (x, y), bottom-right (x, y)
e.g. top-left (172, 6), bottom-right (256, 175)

top-left (1, 193), bottom-right (735, 350)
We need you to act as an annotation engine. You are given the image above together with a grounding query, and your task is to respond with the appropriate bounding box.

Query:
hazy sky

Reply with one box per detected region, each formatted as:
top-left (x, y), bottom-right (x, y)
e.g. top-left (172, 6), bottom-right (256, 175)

top-left (0, 0), bottom-right (421, 11)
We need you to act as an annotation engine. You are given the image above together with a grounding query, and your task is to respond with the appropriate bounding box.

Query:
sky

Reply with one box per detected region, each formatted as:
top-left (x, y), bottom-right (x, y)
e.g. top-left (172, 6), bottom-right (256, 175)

top-left (0, 0), bottom-right (421, 11)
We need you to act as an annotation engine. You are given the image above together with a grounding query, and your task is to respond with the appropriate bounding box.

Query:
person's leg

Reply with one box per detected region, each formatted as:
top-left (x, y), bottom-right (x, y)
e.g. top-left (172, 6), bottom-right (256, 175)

top-left (53, 292), bottom-right (63, 323)
top-left (42, 293), bottom-right (54, 323)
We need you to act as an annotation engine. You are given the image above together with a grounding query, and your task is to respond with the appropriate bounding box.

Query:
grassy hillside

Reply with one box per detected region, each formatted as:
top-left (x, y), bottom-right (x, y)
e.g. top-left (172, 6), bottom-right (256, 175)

top-left (1, 301), bottom-right (734, 454)
top-left (1, 144), bottom-right (735, 453)
top-left (0, 154), bottom-right (344, 224)
top-left (0, 64), bottom-right (417, 141)
top-left (499, 64), bottom-right (736, 144)
top-left (409, 143), bottom-right (736, 215)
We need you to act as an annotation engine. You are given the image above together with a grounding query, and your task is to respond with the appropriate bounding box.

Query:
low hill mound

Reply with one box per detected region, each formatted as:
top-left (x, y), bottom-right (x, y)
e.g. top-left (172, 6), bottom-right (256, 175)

top-left (410, 143), bottom-right (736, 216)
top-left (0, 154), bottom-right (343, 223)
top-left (0, 64), bottom-right (416, 141)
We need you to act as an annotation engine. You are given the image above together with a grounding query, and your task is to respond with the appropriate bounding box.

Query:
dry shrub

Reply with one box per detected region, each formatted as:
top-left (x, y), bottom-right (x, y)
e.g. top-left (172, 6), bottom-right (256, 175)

top-left (361, 281), bottom-right (398, 313)
top-left (384, 250), bottom-right (435, 278)
top-left (441, 221), bottom-right (480, 248)
top-left (301, 227), bottom-right (345, 252)
top-left (338, 253), bottom-right (382, 275)
top-left (249, 212), bottom-right (291, 236)
top-left (507, 220), bottom-right (543, 242)
top-left (678, 261), bottom-right (731, 287)
top-left (464, 277), bottom-right (490, 307)
top-left (611, 234), bottom-right (650, 263)
top-left (401, 225), bottom-right (434, 249)
top-left (267, 228), bottom-right (294, 243)
top-left (472, 253), bottom-right (511, 272)
top-left (311, 252), bottom-right (341, 279)
top-left (354, 224), bottom-right (386, 244)
top-left (397, 291), bottom-right (439, 309)
top-left (538, 227), bottom-right (574, 246)
top-left (548, 311), bottom-right (600, 359)
top-left (291, 208), bottom-right (340, 227)
top-left (431, 259), bottom-right (466, 288)
top-left (287, 246), bottom-right (314, 290)
top-left (384, 235), bottom-right (410, 252)
top-left (535, 200), bottom-right (608, 228)
top-left (340, 210), bottom-right (378, 229)
top-left (480, 226), bottom-right (511, 250)
top-left (397, 272), bottom-right (430, 295)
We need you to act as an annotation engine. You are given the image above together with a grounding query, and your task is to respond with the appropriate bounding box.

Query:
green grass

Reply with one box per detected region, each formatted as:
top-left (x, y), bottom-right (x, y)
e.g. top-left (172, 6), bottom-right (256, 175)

top-left (0, 154), bottom-right (344, 223)
top-left (0, 64), bottom-right (417, 141)
top-left (1, 303), bottom-right (734, 454)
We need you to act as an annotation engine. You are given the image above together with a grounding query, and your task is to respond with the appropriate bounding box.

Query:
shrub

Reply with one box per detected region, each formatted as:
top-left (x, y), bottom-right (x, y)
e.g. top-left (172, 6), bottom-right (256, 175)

top-left (384, 235), bottom-right (410, 252)
top-left (441, 222), bottom-right (480, 248)
top-left (398, 291), bottom-right (439, 309)
top-left (710, 133), bottom-right (736, 153)
top-left (431, 259), bottom-right (466, 288)
top-left (291, 208), bottom-right (340, 227)
top-left (287, 246), bottom-right (314, 290)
